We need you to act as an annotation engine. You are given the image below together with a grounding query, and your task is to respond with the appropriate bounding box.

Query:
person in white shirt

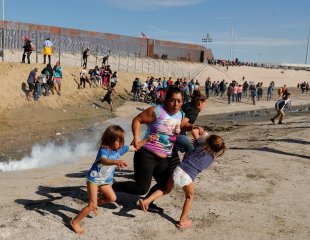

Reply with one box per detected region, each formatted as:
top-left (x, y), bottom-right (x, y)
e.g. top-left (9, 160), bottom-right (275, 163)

top-left (79, 67), bottom-right (90, 89)
top-left (43, 38), bottom-right (53, 64)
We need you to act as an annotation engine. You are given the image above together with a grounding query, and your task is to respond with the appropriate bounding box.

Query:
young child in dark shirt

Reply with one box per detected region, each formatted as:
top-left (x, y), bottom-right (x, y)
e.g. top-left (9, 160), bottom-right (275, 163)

top-left (139, 129), bottom-right (226, 229)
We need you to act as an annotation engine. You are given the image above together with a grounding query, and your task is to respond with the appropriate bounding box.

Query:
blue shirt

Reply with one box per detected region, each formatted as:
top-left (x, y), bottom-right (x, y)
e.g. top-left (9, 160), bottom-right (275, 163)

top-left (27, 69), bottom-right (37, 84)
top-left (53, 66), bottom-right (62, 78)
top-left (86, 145), bottom-right (129, 185)
top-left (163, 79), bottom-right (167, 89)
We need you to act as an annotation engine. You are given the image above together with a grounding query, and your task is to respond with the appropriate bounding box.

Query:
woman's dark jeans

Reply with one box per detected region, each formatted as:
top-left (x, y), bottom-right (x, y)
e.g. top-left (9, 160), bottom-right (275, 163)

top-left (113, 147), bottom-right (180, 196)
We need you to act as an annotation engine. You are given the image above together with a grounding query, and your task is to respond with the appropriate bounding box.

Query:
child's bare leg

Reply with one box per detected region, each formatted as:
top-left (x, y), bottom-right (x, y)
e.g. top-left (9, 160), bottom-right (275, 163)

top-left (177, 182), bottom-right (194, 228)
top-left (71, 182), bottom-right (98, 234)
top-left (98, 184), bottom-right (117, 206)
top-left (140, 177), bottom-right (174, 212)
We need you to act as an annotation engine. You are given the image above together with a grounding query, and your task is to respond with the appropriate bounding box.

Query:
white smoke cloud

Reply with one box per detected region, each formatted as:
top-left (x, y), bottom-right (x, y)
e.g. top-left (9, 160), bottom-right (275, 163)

top-left (0, 117), bottom-right (142, 172)
top-left (0, 141), bottom-right (96, 172)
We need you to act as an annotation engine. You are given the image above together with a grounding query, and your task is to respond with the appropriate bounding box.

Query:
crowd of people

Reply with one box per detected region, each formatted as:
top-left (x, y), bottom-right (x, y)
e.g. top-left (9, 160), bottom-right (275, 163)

top-left (23, 35), bottom-right (117, 105)
top-left (19, 36), bottom-right (305, 235)
top-left (26, 61), bottom-right (63, 101)
top-left (128, 74), bottom-right (296, 108)
top-left (79, 64), bottom-right (117, 90)
top-left (130, 76), bottom-right (201, 105)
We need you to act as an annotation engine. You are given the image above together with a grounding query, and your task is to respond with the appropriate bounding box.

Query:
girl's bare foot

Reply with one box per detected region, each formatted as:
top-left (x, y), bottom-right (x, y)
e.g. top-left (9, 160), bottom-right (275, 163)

top-left (70, 219), bottom-right (85, 235)
top-left (138, 199), bottom-right (148, 212)
top-left (93, 207), bottom-right (99, 216)
top-left (176, 219), bottom-right (193, 229)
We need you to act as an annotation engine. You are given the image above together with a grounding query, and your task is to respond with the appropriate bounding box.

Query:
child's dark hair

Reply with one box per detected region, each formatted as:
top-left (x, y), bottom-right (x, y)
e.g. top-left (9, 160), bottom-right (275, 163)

top-left (204, 134), bottom-right (226, 158)
top-left (100, 125), bottom-right (125, 149)
top-left (191, 90), bottom-right (206, 105)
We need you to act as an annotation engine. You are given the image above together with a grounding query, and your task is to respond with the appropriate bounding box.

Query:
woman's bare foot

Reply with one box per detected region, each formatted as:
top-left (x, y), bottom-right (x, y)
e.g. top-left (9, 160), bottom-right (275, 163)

top-left (138, 199), bottom-right (148, 212)
top-left (70, 219), bottom-right (85, 235)
top-left (176, 219), bottom-right (193, 229)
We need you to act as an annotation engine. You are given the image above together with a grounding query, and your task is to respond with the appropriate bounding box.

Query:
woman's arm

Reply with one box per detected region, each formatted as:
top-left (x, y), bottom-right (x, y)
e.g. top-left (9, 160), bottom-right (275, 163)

top-left (181, 118), bottom-right (204, 135)
top-left (132, 106), bottom-right (156, 148)
top-left (180, 117), bottom-right (192, 131)
top-left (135, 134), bottom-right (158, 149)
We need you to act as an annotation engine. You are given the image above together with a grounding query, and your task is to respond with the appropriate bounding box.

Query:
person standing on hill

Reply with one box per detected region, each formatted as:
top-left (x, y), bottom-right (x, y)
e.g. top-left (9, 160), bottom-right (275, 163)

top-left (41, 63), bottom-right (54, 95)
top-left (270, 93), bottom-right (291, 124)
top-left (101, 82), bottom-right (117, 112)
top-left (82, 48), bottom-right (90, 68)
top-left (43, 37), bottom-right (53, 64)
top-left (53, 61), bottom-right (63, 96)
top-left (100, 55), bottom-right (109, 65)
top-left (22, 37), bottom-right (34, 64)
top-left (26, 67), bottom-right (38, 100)
top-left (79, 66), bottom-right (90, 89)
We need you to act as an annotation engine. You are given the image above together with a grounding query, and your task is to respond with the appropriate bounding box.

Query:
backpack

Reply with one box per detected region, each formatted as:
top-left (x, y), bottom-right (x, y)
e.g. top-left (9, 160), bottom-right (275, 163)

top-left (30, 43), bottom-right (35, 51)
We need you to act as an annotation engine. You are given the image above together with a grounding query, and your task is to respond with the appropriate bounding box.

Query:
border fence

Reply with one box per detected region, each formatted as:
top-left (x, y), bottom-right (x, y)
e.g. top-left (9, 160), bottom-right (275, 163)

top-left (0, 20), bottom-right (213, 66)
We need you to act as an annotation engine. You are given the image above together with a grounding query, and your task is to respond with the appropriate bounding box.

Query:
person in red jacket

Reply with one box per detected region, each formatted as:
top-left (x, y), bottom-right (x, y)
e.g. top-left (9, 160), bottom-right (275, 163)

top-left (21, 37), bottom-right (33, 64)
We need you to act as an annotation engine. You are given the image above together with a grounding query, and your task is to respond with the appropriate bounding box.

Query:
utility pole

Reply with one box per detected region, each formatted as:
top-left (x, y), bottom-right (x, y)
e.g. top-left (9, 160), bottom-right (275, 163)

top-left (230, 26), bottom-right (234, 60)
top-left (202, 33), bottom-right (212, 49)
top-left (202, 33), bottom-right (212, 63)
top-left (1, 0), bottom-right (4, 62)
top-left (305, 27), bottom-right (310, 64)
top-left (2, 0), bottom-right (4, 21)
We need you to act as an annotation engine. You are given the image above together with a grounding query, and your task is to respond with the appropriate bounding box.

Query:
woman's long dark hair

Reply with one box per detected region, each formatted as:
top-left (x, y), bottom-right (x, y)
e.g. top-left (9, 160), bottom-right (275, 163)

top-left (164, 86), bottom-right (184, 102)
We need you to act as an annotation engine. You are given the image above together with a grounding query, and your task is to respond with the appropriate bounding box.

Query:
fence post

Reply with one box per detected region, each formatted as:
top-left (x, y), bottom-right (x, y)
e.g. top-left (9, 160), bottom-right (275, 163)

top-left (163, 61), bottom-right (165, 75)
top-left (80, 46), bottom-right (83, 67)
top-left (95, 46), bottom-right (99, 66)
top-left (126, 54), bottom-right (129, 72)
top-left (58, 33), bottom-right (61, 63)
top-left (147, 58), bottom-right (150, 73)
top-left (118, 52), bottom-right (120, 71)
top-left (35, 30), bottom-right (38, 63)
top-left (1, 26), bottom-right (4, 62)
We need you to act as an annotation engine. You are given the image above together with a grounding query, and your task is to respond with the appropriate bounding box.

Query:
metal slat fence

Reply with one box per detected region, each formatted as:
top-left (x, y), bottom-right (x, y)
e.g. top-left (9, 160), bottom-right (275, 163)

top-left (0, 21), bottom-right (211, 79)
